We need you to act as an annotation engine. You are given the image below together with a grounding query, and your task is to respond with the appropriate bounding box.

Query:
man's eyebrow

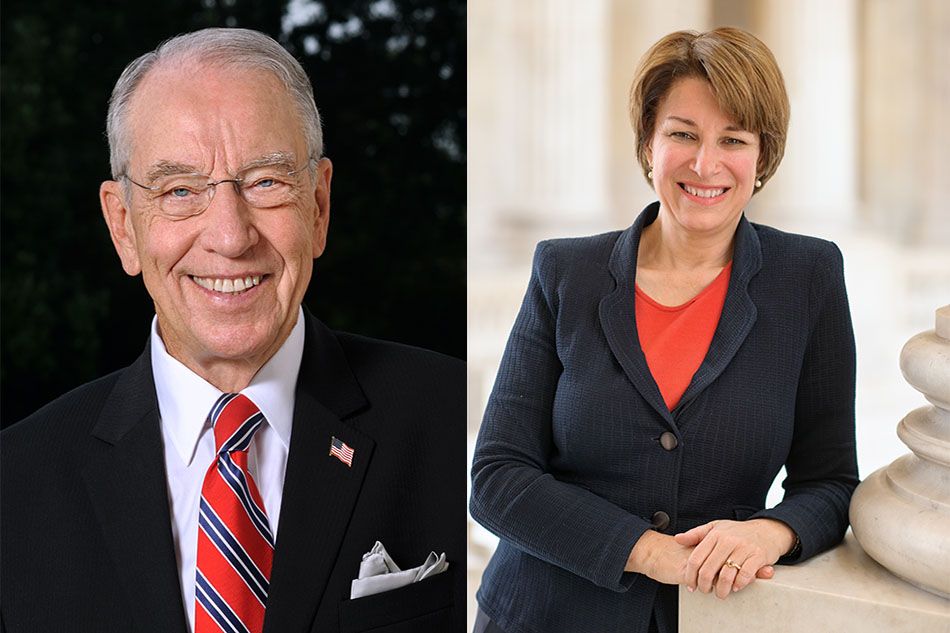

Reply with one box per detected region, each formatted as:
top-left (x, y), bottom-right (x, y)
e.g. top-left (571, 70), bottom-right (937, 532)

top-left (664, 115), bottom-right (750, 133)
top-left (144, 161), bottom-right (202, 182)
top-left (142, 152), bottom-right (301, 182)
top-left (239, 151), bottom-right (300, 171)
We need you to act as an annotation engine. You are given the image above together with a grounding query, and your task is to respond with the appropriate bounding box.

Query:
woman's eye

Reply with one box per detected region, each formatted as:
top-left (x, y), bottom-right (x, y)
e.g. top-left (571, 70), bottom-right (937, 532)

top-left (724, 137), bottom-right (746, 145)
top-left (670, 131), bottom-right (694, 140)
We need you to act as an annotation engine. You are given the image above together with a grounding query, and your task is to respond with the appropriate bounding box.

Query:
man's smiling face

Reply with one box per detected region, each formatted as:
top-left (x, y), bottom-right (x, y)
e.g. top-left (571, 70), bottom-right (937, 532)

top-left (100, 61), bottom-right (332, 381)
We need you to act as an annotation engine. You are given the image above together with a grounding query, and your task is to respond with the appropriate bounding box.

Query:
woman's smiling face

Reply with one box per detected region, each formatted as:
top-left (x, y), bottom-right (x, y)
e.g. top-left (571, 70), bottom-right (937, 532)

top-left (647, 76), bottom-right (760, 237)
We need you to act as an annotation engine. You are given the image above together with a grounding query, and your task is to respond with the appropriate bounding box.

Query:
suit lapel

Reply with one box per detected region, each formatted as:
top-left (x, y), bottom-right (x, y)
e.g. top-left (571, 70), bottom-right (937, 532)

top-left (81, 346), bottom-right (189, 633)
top-left (600, 202), bottom-right (676, 427)
top-left (674, 216), bottom-right (762, 416)
top-left (263, 312), bottom-right (374, 633)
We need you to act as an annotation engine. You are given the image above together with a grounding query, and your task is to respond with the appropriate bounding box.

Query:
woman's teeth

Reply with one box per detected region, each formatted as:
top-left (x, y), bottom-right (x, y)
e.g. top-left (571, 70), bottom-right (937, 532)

top-left (682, 184), bottom-right (726, 198)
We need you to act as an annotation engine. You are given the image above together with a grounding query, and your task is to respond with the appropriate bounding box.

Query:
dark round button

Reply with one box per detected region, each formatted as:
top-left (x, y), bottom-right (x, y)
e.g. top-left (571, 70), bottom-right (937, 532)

top-left (651, 511), bottom-right (670, 531)
top-left (659, 432), bottom-right (678, 451)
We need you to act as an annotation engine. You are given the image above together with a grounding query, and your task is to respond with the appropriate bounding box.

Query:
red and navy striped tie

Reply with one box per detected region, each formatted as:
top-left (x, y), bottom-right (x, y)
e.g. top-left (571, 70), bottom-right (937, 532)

top-left (195, 393), bottom-right (274, 633)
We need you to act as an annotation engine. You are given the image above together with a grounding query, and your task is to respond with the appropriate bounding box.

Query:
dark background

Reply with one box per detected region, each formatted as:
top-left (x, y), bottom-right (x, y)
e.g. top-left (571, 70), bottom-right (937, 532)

top-left (1, 0), bottom-right (466, 427)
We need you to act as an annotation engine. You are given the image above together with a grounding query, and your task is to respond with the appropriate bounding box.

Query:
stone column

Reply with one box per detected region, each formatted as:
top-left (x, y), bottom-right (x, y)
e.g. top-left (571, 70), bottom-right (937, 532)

top-left (468, 0), bottom-right (616, 267)
top-left (859, 0), bottom-right (950, 247)
top-left (751, 0), bottom-right (859, 231)
top-left (850, 304), bottom-right (950, 598)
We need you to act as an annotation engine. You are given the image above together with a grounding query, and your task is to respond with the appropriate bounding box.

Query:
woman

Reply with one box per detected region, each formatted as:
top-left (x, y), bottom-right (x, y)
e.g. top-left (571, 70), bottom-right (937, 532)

top-left (470, 27), bottom-right (858, 633)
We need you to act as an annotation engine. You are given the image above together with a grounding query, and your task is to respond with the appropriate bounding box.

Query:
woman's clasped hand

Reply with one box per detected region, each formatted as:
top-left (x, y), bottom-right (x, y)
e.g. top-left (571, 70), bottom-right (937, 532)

top-left (627, 519), bottom-right (796, 600)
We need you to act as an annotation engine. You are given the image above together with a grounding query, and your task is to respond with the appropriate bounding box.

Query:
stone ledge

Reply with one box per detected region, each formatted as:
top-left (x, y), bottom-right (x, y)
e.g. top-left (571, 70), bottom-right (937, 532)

top-left (679, 533), bottom-right (950, 632)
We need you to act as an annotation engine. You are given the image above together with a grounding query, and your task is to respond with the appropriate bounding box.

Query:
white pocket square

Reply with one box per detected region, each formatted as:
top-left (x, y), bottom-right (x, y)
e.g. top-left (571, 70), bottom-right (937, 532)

top-left (350, 540), bottom-right (449, 599)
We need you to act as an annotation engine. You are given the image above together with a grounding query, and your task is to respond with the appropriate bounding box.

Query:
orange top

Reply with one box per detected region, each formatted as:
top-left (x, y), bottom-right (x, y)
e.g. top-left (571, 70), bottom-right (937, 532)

top-left (635, 262), bottom-right (732, 411)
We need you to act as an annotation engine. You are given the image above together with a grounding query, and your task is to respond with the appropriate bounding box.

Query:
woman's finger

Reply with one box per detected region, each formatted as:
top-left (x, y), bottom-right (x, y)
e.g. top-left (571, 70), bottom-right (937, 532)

top-left (683, 529), bottom-right (720, 591)
top-left (696, 539), bottom-right (736, 593)
top-left (715, 557), bottom-right (743, 599)
top-left (674, 522), bottom-right (715, 547)
top-left (731, 555), bottom-right (763, 593)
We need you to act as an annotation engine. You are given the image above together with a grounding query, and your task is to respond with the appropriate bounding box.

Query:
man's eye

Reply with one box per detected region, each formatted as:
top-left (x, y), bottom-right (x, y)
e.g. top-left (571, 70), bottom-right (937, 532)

top-left (168, 187), bottom-right (196, 198)
top-left (254, 178), bottom-right (276, 189)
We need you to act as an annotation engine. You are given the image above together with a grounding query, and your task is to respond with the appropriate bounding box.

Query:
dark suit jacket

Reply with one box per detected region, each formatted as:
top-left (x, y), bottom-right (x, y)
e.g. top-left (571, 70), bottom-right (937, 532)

top-left (470, 203), bottom-right (858, 633)
top-left (1, 310), bottom-right (466, 633)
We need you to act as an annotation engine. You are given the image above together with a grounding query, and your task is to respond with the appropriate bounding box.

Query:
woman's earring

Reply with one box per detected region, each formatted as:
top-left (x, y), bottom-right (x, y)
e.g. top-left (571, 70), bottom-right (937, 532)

top-left (755, 178), bottom-right (762, 188)
top-left (648, 169), bottom-right (653, 179)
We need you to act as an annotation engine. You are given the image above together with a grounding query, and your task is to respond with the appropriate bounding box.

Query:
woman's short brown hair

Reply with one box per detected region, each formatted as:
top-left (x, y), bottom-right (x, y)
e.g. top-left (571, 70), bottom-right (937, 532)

top-left (629, 27), bottom-right (790, 192)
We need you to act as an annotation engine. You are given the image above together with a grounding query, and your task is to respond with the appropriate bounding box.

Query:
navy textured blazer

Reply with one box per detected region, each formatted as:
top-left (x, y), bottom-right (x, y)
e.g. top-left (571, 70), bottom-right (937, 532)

top-left (470, 203), bottom-right (858, 633)
top-left (2, 309), bottom-right (466, 633)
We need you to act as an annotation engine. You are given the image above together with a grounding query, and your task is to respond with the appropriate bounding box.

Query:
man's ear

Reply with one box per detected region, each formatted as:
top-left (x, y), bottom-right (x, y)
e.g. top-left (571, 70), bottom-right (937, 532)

top-left (311, 158), bottom-right (332, 259)
top-left (100, 180), bottom-right (142, 276)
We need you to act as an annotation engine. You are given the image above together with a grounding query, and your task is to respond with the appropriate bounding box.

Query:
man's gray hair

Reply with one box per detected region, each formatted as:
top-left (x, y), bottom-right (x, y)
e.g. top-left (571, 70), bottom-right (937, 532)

top-left (106, 27), bottom-right (322, 179)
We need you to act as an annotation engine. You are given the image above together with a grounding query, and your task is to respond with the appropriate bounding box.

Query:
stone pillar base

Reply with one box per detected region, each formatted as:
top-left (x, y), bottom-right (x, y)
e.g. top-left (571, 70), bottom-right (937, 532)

top-left (679, 533), bottom-right (950, 632)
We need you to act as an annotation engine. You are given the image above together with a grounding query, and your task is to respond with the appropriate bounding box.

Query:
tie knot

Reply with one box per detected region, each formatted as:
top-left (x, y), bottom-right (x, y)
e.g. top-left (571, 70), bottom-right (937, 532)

top-left (209, 393), bottom-right (265, 455)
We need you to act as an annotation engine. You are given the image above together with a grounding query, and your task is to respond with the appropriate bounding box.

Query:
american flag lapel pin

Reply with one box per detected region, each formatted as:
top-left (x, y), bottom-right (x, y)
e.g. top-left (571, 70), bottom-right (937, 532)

top-left (329, 436), bottom-right (355, 467)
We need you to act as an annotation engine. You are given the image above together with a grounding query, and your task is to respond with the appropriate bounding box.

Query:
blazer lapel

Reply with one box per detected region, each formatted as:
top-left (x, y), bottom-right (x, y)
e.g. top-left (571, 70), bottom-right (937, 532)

top-left (600, 202), bottom-right (676, 427)
top-left (81, 345), bottom-right (189, 633)
top-left (675, 216), bottom-right (762, 416)
top-left (599, 205), bottom-right (764, 425)
top-left (263, 312), bottom-right (374, 633)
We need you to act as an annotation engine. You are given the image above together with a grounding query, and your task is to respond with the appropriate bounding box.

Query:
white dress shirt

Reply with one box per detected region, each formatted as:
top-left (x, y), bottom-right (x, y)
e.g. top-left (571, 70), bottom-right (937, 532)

top-left (151, 308), bottom-right (305, 633)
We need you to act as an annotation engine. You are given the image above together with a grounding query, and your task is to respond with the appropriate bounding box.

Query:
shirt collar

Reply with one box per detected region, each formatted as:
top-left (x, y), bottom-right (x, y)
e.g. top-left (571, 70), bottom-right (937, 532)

top-left (151, 307), bottom-right (306, 465)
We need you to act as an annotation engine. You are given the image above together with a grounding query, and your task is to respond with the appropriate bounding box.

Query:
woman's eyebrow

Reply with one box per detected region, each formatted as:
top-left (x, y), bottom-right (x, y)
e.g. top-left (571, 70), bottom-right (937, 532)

top-left (664, 115), bottom-right (750, 133)
top-left (665, 115), bottom-right (697, 126)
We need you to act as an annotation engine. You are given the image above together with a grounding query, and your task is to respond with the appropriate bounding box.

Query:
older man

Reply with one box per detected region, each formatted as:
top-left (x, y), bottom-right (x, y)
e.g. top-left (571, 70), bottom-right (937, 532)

top-left (1, 28), bottom-right (464, 633)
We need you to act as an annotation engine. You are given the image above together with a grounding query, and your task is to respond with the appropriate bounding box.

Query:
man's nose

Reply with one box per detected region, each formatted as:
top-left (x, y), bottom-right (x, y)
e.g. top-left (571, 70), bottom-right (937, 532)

top-left (198, 182), bottom-right (259, 257)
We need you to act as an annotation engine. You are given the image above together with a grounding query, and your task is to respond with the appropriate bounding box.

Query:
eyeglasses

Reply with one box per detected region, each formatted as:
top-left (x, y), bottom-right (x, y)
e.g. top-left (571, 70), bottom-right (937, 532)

top-left (120, 158), bottom-right (316, 219)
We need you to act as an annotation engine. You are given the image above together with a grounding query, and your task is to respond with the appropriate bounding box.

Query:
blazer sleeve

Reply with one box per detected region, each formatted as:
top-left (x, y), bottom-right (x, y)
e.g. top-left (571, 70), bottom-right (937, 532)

top-left (470, 242), bottom-right (651, 592)
top-left (753, 242), bottom-right (859, 561)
